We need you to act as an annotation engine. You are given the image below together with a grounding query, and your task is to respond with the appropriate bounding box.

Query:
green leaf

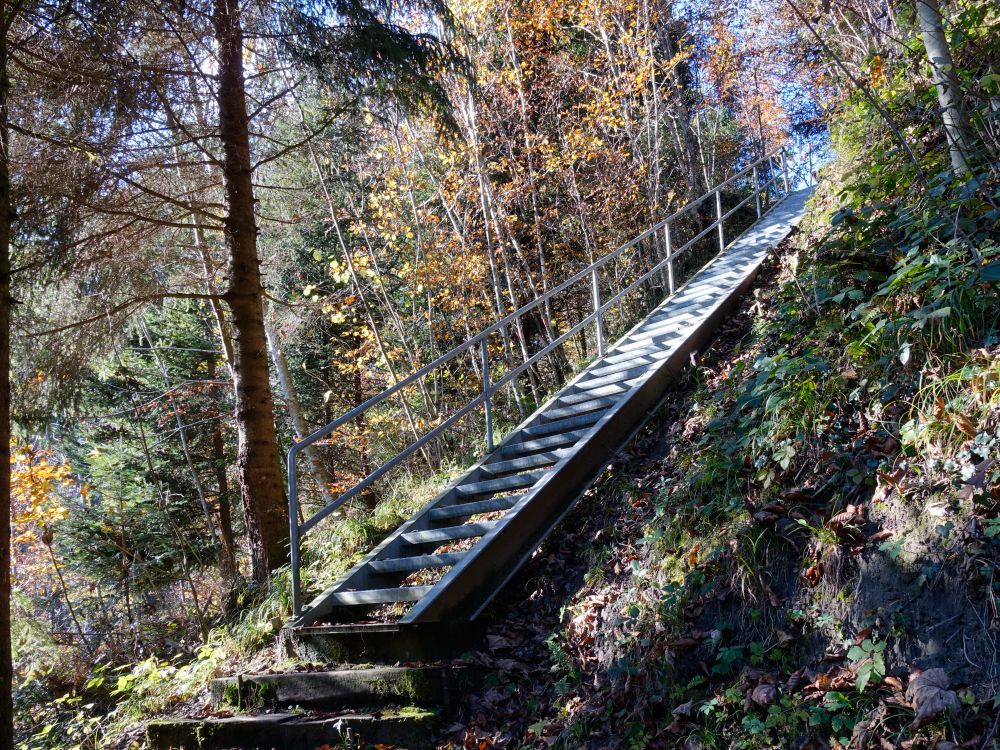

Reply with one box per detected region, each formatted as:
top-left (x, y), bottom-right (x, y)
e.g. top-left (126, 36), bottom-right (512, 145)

top-left (856, 661), bottom-right (873, 692)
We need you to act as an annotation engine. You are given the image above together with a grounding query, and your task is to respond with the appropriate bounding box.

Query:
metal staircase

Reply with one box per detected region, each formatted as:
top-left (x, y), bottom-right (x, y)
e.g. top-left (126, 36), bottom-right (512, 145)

top-left (286, 148), bottom-right (813, 635)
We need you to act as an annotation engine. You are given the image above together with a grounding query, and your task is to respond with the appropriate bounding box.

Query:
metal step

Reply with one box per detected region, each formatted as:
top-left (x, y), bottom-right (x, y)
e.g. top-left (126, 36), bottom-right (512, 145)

top-left (558, 382), bottom-right (630, 405)
top-left (597, 345), bottom-right (660, 366)
top-left (327, 586), bottom-right (434, 606)
top-left (618, 312), bottom-right (708, 348)
top-left (542, 396), bottom-right (617, 423)
top-left (402, 521), bottom-right (498, 546)
top-left (521, 412), bottom-right (602, 440)
top-left (456, 470), bottom-right (547, 497)
top-left (368, 551), bottom-right (467, 575)
top-left (585, 354), bottom-right (658, 380)
top-left (429, 494), bottom-right (522, 521)
top-left (571, 374), bottom-right (644, 397)
top-left (481, 450), bottom-right (568, 477)
top-left (501, 430), bottom-right (586, 458)
top-left (618, 324), bottom-right (696, 352)
top-left (575, 364), bottom-right (653, 391)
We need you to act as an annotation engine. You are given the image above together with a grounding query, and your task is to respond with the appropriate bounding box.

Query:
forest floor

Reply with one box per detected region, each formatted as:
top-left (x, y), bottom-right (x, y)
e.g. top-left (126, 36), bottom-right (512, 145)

top-left (438, 234), bottom-right (1000, 750)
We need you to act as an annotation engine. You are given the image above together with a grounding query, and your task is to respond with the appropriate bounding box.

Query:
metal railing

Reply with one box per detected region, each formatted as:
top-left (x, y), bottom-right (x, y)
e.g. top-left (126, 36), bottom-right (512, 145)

top-left (287, 146), bottom-right (792, 616)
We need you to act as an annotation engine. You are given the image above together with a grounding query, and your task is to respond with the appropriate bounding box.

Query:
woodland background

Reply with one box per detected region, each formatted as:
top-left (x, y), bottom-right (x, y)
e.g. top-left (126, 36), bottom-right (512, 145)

top-left (1, 0), bottom-right (998, 747)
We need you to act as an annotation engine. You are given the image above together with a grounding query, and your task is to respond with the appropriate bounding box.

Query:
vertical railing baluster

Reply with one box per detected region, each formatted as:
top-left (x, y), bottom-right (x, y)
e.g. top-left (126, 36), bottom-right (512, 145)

top-left (753, 164), bottom-right (762, 218)
top-left (664, 221), bottom-right (675, 295)
top-left (591, 268), bottom-right (605, 357)
top-left (715, 190), bottom-right (725, 252)
top-left (480, 337), bottom-right (493, 452)
top-left (781, 148), bottom-right (790, 195)
top-left (287, 448), bottom-right (302, 616)
top-left (657, 232), bottom-right (668, 294)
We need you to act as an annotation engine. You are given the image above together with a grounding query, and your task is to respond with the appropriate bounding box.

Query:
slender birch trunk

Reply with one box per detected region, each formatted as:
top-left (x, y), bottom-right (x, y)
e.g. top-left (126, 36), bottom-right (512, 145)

top-left (916, 0), bottom-right (974, 174)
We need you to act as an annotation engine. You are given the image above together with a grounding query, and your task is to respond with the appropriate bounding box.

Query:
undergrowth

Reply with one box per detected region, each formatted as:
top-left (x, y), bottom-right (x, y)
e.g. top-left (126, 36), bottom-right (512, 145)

top-left (12, 459), bottom-right (468, 749)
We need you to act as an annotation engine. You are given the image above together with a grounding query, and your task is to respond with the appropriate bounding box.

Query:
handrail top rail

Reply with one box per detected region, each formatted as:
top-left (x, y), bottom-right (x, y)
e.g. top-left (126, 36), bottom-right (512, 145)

top-left (287, 146), bottom-right (785, 459)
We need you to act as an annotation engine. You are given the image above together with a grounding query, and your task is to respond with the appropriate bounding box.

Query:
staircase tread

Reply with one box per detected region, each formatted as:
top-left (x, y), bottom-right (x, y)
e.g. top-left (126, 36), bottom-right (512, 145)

top-left (559, 383), bottom-right (630, 405)
top-left (369, 551), bottom-right (467, 574)
top-left (542, 396), bottom-right (617, 422)
top-left (402, 520), bottom-right (498, 545)
top-left (430, 494), bottom-right (522, 521)
top-left (481, 450), bottom-right (568, 477)
top-left (501, 430), bottom-right (586, 457)
top-left (328, 585), bottom-right (435, 606)
top-left (521, 411), bottom-right (602, 438)
top-left (456, 470), bottom-right (547, 496)
top-left (575, 365), bottom-right (654, 390)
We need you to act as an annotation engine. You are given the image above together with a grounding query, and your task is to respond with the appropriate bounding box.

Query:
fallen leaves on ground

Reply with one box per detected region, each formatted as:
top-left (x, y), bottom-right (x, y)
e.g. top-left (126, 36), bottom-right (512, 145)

top-left (906, 668), bottom-right (961, 729)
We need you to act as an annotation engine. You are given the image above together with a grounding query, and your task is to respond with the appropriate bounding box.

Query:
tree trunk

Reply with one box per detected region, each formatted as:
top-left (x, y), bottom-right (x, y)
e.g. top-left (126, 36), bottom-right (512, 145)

top-left (213, 0), bottom-right (288, 582)
top-left (661, 20), bottom-right (704, 199)
top-left (0, 5), bottom-right (13, 744)
top-left (916, 0), bottom-right (974, 174)
top-left (205, 355), bottom-right (238, 589)
top-left (264, 317), bottom-right (337, 508)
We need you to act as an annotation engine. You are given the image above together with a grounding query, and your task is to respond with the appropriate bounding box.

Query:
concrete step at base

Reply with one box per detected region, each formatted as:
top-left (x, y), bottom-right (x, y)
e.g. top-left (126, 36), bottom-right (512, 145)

top-left (211, 664), bottom-right (480, 711)
top-left (147, 710), bottom-right (437, 750)
top-left (279, 622), bottom-right (486, 664)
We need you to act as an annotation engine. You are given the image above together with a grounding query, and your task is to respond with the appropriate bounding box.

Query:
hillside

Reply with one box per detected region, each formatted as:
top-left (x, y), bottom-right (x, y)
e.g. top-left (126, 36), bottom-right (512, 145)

top-left (5, 1), bottom-right (1000, 749)
top-left (446, 205), bottom-right (1000, 748)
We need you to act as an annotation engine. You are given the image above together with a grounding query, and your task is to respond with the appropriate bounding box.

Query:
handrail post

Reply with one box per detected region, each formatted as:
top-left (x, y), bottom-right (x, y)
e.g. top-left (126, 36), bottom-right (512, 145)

top-left (480, 338), bottom-right (494, 452)
top-left (591, 268), bottom-right (605, 356)
top-left (781, 148), bottom-right (790, 195)
top-left (664, 221), bottom-right (675, 294)
top-left (288, 447), bottom-right (302, 617)
top-left (752, 165), bottom-right (762, 218)
top-left (715, 189), bottom-right (725, 252)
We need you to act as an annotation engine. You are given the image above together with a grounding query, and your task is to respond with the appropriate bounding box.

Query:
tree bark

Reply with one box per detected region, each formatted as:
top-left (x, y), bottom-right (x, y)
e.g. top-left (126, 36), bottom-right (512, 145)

top-left (263, 316), bottom-right (337, 508)
top-left (213, 0), bottom-right (288, 582)
top-left (0, 3), bottom-right (13, 743)
top-left (205, 355), bottom-right (238, 589)
top-left (915, 0), bottom-right (974, 174)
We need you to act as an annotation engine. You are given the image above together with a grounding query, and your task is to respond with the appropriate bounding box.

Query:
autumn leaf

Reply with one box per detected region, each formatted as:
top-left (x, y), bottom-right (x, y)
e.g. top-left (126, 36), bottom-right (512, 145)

top-left (951, 412), bottom-right (978, 438)
top-left (906, 668), bottom-right (961, 729)
top-left (750, 683), bottom-right (778, 707)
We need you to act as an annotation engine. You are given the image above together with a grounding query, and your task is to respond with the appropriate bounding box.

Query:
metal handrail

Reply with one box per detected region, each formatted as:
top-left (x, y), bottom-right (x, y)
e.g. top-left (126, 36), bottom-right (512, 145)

top-left (287, 146), bottom-right (791, 615)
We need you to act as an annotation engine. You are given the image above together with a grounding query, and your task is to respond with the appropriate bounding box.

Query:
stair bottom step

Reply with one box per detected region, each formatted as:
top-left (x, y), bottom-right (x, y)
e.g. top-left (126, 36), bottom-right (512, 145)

top-left (147, 711), bottom-right (437, 750)
top-left (280, 621), bottom-right (485, 664)
top-left (211, 665), bottom-right (480, 711)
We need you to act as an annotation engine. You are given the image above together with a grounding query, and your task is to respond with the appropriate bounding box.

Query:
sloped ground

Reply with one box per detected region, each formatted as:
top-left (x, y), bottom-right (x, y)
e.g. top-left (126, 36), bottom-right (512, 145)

top-left (439, 232), bottom-right (1000, 750)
